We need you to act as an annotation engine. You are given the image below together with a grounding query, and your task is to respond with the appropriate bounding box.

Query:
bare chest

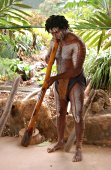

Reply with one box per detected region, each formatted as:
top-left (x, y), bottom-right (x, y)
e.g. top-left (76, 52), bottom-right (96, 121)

top-left (55, 43), bottom-right (75, 60)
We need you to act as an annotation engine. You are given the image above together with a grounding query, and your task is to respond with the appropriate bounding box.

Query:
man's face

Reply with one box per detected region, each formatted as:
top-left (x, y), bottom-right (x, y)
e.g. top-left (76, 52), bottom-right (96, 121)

top-left (49, 27), bottom-right (66, 40)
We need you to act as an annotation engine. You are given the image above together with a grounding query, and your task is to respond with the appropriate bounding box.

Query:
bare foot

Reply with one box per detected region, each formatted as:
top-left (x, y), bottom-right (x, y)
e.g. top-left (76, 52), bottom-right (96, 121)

top-left (47, 142), bottom-right (64, 153)
top-left (72, 149), bottom-right (82, 162)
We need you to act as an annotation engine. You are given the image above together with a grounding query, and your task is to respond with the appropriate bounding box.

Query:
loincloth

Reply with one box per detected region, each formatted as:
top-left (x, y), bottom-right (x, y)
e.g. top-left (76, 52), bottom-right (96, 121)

top-left (55, 72), bottom-right (86, 101)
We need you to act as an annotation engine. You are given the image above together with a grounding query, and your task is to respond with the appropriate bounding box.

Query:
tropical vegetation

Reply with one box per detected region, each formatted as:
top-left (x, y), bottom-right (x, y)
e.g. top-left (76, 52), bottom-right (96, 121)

top-left (0, 0), bottom-right (111, 92)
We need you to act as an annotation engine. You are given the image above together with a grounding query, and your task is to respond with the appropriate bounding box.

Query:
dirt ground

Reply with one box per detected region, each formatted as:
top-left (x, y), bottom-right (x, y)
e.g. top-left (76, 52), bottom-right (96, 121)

top-left (0, 136), bottom-right (111, 170)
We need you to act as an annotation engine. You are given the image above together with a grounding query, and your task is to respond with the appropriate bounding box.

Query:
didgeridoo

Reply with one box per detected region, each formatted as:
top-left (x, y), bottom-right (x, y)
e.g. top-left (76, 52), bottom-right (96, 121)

top-left (21, 40), bottom-right (59, 147)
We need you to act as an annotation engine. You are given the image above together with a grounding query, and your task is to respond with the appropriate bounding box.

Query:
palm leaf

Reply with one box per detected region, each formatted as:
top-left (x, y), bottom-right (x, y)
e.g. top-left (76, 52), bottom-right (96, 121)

top-left (11, 7), bottom-right (31, 17)
top-left (0, 0), bottom-right (32, 29)
top-left (96, 12), bottom-right (111, 26)
top-left (103, 40), bottom-right (111, 50)
top-left (90, 17), bottom-right (106, 27)
top-left (5, 0), bottom-right (9, 6)
top-left (12, 3), bottom-right (31, 9)
top-left (75, 11), bottom-right (111, 51)
top-left (3, 11), bottom-right (29, 20)
top-left (87, 32), bottom-right (101, 47)
top-left (7, 15), bottom-right (30, 25)
top-left (0, 17), bottom-right (16, 25)
top-left (0, 0), bottom-right (4, 9)
top-left (82, 31), bottom-right (96, 42)
top-left (97, 30), bottom-right (105, 53)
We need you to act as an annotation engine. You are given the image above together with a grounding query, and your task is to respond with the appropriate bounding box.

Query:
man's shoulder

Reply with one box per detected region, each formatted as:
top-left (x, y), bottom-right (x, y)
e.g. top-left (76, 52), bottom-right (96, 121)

top-left (64, 32), bottom-right (80, 44)
top-left (65, 32), bottom-right (85, 46)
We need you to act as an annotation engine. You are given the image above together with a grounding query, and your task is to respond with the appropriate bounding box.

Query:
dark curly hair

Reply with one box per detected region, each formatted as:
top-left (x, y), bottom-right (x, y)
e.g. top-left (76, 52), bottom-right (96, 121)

top-left (45, 15), bottom-right (69, 32)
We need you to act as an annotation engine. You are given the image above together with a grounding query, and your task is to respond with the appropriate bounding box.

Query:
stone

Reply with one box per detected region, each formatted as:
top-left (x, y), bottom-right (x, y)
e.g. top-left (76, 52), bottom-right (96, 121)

top-left (85, 114), bottom-right (111, 146)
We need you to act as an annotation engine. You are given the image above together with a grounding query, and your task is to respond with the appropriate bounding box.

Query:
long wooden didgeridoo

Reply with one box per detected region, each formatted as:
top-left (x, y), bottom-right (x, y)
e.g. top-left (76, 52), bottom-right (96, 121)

top-left (21, 40), bottom-right (59, 147)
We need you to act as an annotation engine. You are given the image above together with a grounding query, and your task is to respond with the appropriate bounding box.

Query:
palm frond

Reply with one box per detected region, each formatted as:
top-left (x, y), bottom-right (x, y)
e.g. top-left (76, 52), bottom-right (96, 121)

top-left (103, 40), bottom-right (111, 50)
top-left (0, 0), bottom-right (32, 28)
top-left (75, 11), bottom-right (111, 52)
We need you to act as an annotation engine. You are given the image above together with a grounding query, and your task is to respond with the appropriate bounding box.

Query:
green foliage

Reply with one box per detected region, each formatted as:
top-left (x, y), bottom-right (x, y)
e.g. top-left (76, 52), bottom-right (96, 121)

top-left (0, 57), bottom-right (18, 80)
top-left (62, 0), bottom-right (94, 23)
top-left (87, 0), bottom-right (111, 15)
top-left (0, 57), bottom-right (34, 81)
top-left (34, 64), bottom-right (57, 86)
top-left (84, 49), bottom-right (111, 91)
top-left (41, 64), bottom-right (57, 75)
top-left (0, 34), bottom-right (18, 58)
top-left (71, 0), bottom-right (111, 52)
top-left (9, 58), bottom-right (23, 72)
top-left (75, 11), bottom-right (111, 52)
top-left (75, 11), bottom-right (111, 29)
top-left (0, 0), bottom-right (31, 28)
top-left (34, 28), bottom-right (51, 47)
top-left (0, 30), bottom-right (45, 59)
top-left (64, 0), bottom-right (88, 9)
top-left (64, 0), bottom-right (111, 52)
top-left (10, 58), bottom-right (33, 80)
top-left (15, 31), bottom-right (34, 56)
top-left (15, 63), bottom-right (33, 80)
top-left (0, 0), bottom-right (34, 59)
top-left (15, 30), bottom-right (45, 54)
top-left (36, 64), bottom-right (57, 86)
top-left (65, 0), bottom-right (111, 15)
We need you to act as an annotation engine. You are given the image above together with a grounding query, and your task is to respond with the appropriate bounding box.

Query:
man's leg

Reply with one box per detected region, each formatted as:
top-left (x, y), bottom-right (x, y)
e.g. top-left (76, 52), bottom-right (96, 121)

top-left (47, 89), bottom-right (68, 153)
top-left (69, 83), bottom-right (84, 162)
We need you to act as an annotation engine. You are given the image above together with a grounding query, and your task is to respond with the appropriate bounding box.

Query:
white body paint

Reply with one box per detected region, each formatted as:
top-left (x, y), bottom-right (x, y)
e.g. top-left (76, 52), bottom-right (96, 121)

top-left (50, 41), bottom-right (80, 73)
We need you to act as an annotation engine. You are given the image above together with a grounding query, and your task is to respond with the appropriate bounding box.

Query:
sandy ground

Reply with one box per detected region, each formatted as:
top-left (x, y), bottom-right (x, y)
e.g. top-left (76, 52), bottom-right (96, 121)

top-left (0, 137), bottom-right (111, 170)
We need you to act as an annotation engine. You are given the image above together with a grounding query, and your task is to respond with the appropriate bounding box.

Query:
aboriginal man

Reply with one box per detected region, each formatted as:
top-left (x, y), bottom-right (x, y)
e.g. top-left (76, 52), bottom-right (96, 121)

top-left (45, 15), bottom-right (86, 162)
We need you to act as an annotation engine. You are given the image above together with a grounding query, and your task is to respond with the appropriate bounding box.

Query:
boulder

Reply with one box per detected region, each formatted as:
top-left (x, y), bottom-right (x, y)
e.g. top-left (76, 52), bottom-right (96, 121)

top-left (85, 114), bottom-right (111, 146)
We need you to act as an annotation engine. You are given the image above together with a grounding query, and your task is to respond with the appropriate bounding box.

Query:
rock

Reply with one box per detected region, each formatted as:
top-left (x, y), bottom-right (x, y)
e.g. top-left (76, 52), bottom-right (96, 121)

top-left (9, 99), bottom-right (57, 140)
top-left (19, 128), bottom-right (45, 145)
top-left (85, 114), bottom-right (111, 146)
top-left (91, 89), bottom-right (110, 114)
top-left (0, 98), bottom-right (57, 139)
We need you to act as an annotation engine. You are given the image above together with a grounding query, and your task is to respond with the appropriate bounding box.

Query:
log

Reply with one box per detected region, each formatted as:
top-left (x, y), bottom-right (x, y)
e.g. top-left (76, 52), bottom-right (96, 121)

top-left (22, 89), bottom-right (40, 101)
top-left (0, 86), bottom-right (40, 93)
top-left (0, 77), bottom-right (21, 136)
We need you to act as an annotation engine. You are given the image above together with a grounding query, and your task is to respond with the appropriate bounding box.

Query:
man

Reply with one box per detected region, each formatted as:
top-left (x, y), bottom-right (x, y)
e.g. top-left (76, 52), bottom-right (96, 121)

top-left (45, 15), bottom-right (86, 162)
